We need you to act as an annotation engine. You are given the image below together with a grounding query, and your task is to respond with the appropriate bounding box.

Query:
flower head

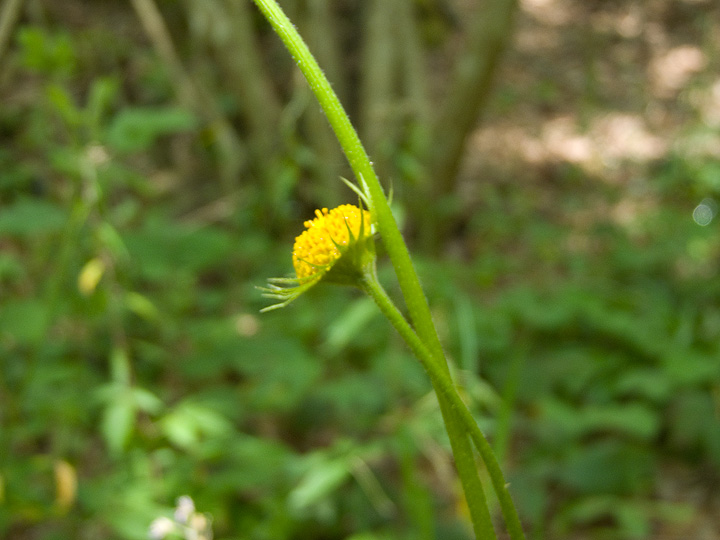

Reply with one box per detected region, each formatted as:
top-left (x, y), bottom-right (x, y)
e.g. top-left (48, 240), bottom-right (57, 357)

top-left (260, 204), bottom-right (375, 311)
top-left (293, 205), bottom-right (372, 279)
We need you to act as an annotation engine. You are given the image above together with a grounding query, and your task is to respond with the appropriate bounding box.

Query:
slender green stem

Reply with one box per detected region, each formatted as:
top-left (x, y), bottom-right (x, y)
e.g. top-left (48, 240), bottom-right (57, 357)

top-left (252, 0), bottom-right (376, 198)
top-left (251, 2), bottom-right (525, 539)
top-left (361, 274), bottom-right (526, 540)
top-left (494, 338), bottom-right (528, 463)
top-left (251, 0), bottom-right (434, 345)
top-left (251, 1), bottom-right (494, 534)
top-left (362, 272), bottom-right (497, 539)
top-left (435, 399), bottom-right (496, 540)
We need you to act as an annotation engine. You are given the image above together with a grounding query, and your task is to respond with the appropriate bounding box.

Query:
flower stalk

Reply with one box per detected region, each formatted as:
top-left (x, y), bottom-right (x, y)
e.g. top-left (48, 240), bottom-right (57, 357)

top-left (253, 1), bottom-right (525, 538)
top-left (360, 271), bottom-right (526, 540)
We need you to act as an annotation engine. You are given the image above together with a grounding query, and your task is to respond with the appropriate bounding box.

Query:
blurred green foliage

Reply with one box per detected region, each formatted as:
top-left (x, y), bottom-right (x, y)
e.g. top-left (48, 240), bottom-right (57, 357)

top-left (1, 2), bottom-right (719, 540)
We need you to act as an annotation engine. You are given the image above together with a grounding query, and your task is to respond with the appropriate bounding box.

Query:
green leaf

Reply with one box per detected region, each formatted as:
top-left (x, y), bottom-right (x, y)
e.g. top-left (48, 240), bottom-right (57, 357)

top-left (160, 401), bottom-right (232, 450)
top-left (106, 107), bottom-right (197, 153)
top-left (16, 27), bottom-right (76, 76)
top-left (583, 403), bottom-right (660, 440)
top-left (662, 349), bottom-right (719, 387)
top-left (131, 387), bottom-right (163, 415)
top-left (558, 441), bottom-right (655, 495)
top-left (0, 198), bottom-right (66, 237)
top-left (86, 77), bottom-right (119, 133)
top-left (0, 252), bottom-right (23, 283)
top-left (0, 298), bottom-right (48, 345)
top-left (46, 84), bottom-right (82, 127)
top-left (615, 369), bottom-right (673, 402)
top-left (288, 455), bottom-right (352, 514)
top-left (321, 297), bottom-right (378, 356)
top-left (124, 292), bottom-right (160, 321)
top-left (101, 391), bottom-right (136, 455)
top-left (539, 399), bottom-right (660, 441)
top-left (123, 221), bottom-right (234, 281)
top-left (109, 347), bottom-right (131, 385)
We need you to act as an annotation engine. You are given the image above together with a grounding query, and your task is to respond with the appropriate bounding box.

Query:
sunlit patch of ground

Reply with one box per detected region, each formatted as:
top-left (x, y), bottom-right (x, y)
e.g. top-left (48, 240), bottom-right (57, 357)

top-left (460, 0), bottom-right (720, 227)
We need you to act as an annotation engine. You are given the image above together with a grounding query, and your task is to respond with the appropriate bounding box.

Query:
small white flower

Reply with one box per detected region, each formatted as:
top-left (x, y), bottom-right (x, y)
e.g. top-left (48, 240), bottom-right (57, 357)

top-left (174, 495), bottom-right (195, 524)
top-left (149, 516), bottom-right (176, 539)
top-left (190, 514), bottom-right (211, 539)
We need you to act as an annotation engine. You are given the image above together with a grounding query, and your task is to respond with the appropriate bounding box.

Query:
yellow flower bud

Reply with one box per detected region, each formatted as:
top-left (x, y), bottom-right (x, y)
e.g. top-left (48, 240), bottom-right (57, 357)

top-left (292, 204), bottom-right (372, 279)
top-left (259, 204), bottom-right (375, 311)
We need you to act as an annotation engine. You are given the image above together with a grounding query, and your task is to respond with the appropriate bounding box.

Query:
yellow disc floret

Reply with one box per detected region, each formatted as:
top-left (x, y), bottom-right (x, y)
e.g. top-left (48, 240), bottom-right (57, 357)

top-left (292, 204), bottom-right (372, 279)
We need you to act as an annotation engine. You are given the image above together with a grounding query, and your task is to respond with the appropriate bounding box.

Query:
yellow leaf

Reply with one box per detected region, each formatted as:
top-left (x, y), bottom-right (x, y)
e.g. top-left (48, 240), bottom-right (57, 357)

top-left (78, 258), bottom-right (105, 295)
top-left (54, 459), bottom-right (77, 512)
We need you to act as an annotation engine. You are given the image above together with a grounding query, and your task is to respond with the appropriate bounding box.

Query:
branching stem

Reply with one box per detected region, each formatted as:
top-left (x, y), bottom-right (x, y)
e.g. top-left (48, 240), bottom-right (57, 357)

top-left (252, 1), bottom-right (525, 538)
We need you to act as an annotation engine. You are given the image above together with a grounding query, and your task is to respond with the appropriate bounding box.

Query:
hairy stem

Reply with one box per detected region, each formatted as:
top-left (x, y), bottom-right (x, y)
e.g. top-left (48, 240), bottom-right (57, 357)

top-left (251, 1), bottom-right (525, 538)
top-left (361, 273), bottom-right (526, 540)
top-left (362, 271), bottom-right (497, 539)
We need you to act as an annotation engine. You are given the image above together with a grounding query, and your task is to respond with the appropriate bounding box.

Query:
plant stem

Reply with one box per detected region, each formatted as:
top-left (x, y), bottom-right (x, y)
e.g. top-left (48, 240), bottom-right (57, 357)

top-left (0, 0), bottom-right (23, 65)
top-left (361, 273), bottom-right (526, 540)
top-left (250, 0), bottom-right (430, 351)
top-left (251, 1), bottom-right (525, 538)
top-left (362, 272), bottom-right (497, 539)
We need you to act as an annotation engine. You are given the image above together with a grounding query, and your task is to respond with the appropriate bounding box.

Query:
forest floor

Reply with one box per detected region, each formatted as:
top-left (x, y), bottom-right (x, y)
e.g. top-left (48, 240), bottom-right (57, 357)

top-left (466, 0), bottom-right (720, 538)
top-left (465, 0), bottom-right (719, 226)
